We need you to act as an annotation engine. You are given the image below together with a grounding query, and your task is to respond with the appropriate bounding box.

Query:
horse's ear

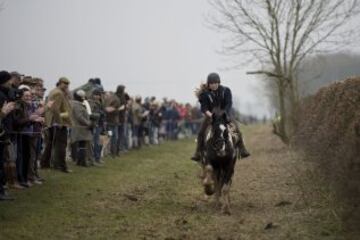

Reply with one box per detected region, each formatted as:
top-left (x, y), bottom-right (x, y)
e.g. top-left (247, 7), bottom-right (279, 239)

top-left (212, 113), bottom-right (217, 122)
top-left (222, 113), bottom-right (226, 119)
top-left (222, 113), bottom-right (230, 123)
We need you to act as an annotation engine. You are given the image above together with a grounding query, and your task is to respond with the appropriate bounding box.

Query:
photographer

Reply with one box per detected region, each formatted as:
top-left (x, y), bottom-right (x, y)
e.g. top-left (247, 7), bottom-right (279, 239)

top-left (13, 87), bottom-right (44, 187)
top-left (0, 71), bottom-right (16, 201)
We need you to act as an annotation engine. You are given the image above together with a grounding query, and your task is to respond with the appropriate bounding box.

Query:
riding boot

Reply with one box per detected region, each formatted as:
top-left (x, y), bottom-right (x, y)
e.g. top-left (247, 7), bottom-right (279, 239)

top-left (238, 135), bottom-right (250, 158)
top-left (191, 140), bottom-right (202, 162)
top-left (191, 117), bottom-right (211, 162)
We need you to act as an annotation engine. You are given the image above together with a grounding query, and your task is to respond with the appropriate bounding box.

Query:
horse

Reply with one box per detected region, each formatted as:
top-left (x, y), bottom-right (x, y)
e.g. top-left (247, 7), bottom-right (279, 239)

top-left (200, 109), bottom-right (239, 214)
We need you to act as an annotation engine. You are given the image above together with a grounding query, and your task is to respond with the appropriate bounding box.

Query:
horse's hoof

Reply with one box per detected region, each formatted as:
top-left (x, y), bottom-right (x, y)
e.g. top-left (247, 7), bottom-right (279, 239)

top-left (222, 207), bottom-right (231, 215)
top-left (204, 184), bottom-right (215, 195)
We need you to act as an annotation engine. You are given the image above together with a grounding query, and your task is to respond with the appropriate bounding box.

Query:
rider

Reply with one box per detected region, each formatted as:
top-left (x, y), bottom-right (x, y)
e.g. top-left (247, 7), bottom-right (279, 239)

top-left (191, 72), bottom-right (250, 161)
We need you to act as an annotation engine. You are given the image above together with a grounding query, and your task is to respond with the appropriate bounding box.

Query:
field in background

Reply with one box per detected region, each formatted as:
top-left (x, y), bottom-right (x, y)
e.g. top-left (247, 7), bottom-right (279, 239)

top-left (0, 125), bottom-right (341, 240)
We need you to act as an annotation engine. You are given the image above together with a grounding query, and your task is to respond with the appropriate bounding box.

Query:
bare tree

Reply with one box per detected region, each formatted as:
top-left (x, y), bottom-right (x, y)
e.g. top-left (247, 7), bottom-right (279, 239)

top-left (209, 0), bottom-right (360, 142)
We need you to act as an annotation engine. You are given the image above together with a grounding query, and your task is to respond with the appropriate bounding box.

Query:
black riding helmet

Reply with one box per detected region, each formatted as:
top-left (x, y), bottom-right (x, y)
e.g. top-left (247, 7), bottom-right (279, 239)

top-left (207, 72), bottom-right (221, 85)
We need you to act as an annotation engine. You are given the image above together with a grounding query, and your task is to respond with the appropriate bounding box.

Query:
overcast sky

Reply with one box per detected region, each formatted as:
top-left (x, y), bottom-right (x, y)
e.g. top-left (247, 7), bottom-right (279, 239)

top-left (0, 0), bottom-right (270, 117)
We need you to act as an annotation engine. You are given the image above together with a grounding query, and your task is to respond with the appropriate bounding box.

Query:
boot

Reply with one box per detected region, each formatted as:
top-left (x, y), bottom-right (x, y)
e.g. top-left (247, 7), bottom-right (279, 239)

top-left (191, 149), bottom-right (201, 162)
top-left (191, 141), bottom-right (202, 162)
top-left (238, 137), bottom-right (250, 159)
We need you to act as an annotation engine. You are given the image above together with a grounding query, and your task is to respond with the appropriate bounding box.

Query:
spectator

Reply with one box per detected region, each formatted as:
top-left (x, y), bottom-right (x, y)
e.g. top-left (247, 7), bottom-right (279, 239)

top-left (70, 90), bottom-right (93, 167)
top-left (89, 89), bottom-right (105, 164)
top-left (13, 88), bottom-right (44, 186)
top-left (104, 91), bottom-right (121, 156)
top-left (0, 71), bottom-right (16, 200)
top-left (131, 95), bottom-right (145, 148)
top-left (115, 85), bottom-right (127, 154)
top-left (41, 77), bottom-right (73, 173)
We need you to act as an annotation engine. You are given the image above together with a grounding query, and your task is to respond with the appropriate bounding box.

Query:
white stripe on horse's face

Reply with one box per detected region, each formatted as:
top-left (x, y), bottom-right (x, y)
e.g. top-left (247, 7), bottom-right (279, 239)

top-left (219, 124), bottom-right (226, 132)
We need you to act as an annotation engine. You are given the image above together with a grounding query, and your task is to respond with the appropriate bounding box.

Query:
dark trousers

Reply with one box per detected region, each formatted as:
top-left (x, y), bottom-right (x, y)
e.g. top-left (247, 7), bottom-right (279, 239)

top-left (117, 124), bottom-right (125, 153)
top-left (0, 144), bottom-right (5, 194)
top-left (17, 135), bottom-right (33, 183)
top-left (41, 126), bottom-right (68, 171)
top-left (76, 141), bottom-right (87, 166)
top-left (107, 125), bottom-right (118, 156)
top-left (28, 136), bottom-right (41, 180)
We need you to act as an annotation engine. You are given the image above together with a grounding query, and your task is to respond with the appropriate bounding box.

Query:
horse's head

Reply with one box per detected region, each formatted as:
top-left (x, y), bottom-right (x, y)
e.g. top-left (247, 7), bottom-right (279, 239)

top-left (210, 109), bottom-right (230, 157)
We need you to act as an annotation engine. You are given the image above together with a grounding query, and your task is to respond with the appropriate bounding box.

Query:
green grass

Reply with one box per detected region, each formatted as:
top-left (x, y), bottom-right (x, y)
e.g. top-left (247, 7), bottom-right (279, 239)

top-left (0, 125), bottom-right (346, 240)
top-left (0, 138), bottom-right (210, 240)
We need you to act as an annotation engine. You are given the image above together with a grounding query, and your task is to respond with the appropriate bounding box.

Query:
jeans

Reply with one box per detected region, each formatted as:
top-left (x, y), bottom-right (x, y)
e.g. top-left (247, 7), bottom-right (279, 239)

top-left (93, 127), bottom-right (102, 162)
top-left (117, 124), bottom-right (126, 152)
top-left (150, 125), bottom-right (159, 145)
top-left (166, 120), bottom-right (177, 140)
top-left (132, 125), bottom-right (140, 148)
top-left (126, 124), bottom-right (132, 149)
top-left (107, 125), bottom-right (118, 155)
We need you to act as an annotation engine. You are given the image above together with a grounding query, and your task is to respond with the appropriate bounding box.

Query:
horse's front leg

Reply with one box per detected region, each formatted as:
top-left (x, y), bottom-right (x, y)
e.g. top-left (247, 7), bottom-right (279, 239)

top-left (221, 183), bottom-right (231, 215)
top-left (203, 164), bottom-right (215, 196)
top-left (221, 168), bottom-right (234, 215)
top-left (214, 178), bottom-right (222, 209)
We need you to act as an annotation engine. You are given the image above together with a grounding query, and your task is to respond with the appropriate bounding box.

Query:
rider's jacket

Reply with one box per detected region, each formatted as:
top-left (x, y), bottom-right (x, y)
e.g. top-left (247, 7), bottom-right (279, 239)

top-left (199, 85), bottom-right (232, 115)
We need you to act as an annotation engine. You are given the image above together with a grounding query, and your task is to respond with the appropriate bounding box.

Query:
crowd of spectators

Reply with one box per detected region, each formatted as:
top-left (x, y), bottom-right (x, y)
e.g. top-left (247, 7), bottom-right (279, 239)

top-left (0, 71), bottom-right (203, 201)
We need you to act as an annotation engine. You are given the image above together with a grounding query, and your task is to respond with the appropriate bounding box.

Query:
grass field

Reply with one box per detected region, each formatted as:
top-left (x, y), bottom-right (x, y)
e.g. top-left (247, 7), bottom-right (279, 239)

top-left (0, 125), bottom-right (342, 240)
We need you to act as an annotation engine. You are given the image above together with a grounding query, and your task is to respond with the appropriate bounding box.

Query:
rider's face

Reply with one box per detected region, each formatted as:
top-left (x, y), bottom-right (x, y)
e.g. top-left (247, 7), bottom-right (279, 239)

top-left (209, 83), bottom-right (219, 91)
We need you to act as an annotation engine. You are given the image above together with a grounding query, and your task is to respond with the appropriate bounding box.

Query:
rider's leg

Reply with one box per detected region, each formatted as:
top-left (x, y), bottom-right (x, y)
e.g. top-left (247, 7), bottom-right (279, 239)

top-left (191, 117), bottom-right (211, 161)
top-left (232, 121), bottom-right (250, 158)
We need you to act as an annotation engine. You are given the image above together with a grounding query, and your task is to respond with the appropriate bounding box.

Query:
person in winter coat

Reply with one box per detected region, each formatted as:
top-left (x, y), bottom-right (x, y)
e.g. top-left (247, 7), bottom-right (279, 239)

top-left (41, 77), bottom-right (73, 172)
top-left (191, 73), bottom-right (250, 162)
top-left (70, 90), bottom-right (93, 167)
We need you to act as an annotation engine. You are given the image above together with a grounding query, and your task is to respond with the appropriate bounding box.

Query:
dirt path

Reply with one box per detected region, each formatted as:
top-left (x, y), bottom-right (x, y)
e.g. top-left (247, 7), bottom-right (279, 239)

top-left (179, 124), bottom-right (338, 240)
top-left (0, 125), bottom-right (339, 240)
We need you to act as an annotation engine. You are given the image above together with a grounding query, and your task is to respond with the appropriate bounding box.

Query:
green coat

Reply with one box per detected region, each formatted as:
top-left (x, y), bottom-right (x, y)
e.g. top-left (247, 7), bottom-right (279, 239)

top-left (104, 93), bottom-right (121, 125)
top-left (45, 87), bottom-right (73, 127)
top-left (70, 100), bottom-right (92, 143)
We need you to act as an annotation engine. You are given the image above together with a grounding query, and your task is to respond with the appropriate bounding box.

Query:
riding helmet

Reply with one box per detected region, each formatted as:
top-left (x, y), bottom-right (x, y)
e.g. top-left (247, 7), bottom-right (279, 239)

top-left (207, 72), bottom-right (221, 84)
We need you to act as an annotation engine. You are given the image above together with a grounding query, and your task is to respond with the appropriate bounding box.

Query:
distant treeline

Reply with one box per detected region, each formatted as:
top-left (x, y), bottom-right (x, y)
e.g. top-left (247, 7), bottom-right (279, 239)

top-left (298, 52), bottom-right (360, 97)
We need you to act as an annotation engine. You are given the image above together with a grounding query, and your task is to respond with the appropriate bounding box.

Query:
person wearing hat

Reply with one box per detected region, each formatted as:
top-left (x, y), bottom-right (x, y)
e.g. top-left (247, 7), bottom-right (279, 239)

top-left (70, 90), bottom-right (93, 166)
top-left (10, 72), bottom-right (23, 88)
top-left (41, 77), bottom-right (73, 173)
top-left (115, 85), bottom-right (128, 154)
top-left (191, 72), bottom-right (250, 162)
top-left (104, 91), bottom-right (121, 156)
top-left (88, 88), bottom-right (105, 163)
